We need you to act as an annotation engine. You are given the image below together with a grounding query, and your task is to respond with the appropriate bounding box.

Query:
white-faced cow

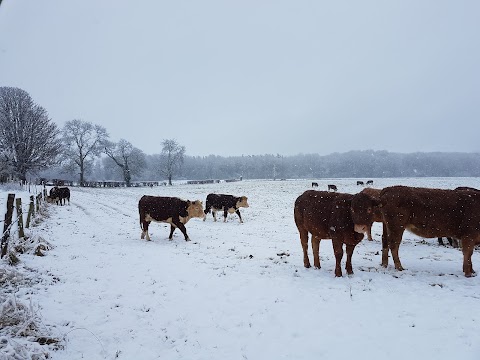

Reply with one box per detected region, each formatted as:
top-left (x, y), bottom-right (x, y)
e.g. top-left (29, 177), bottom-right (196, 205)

top-left (138, 196), bottom-right (205, 241)
top-left (203, 193), bottom-right (249, 223)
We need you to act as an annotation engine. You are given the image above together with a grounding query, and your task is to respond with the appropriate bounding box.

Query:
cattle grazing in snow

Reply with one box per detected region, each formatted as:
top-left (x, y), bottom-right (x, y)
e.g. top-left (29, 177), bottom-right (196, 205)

top-left (357, 181), bottom-right (364, 186)
top-left (294, 190), bottom-right (364, 277)
top-left (48, 186), bottom-right (70, 205)
top-left (312, 182), bottom-right (319, 187)
top-left (138, 196), bottom-right (205, 241)
top-left (327, 184), bottom-right (337, 192)
top-left (350, 185), bottom-right (480, 277)
top-left (366, 180), bottom-right (374, 185)
top-left (203, 193), bottom-right (249, 223)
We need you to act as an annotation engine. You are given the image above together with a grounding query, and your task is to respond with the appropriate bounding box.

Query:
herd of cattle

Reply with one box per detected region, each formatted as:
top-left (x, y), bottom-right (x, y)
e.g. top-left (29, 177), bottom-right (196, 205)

top-left (295, 185), bottom-right (480, 278)
top-left (46, 182), bottom-right (480, 278)
top-left (138, 193), bottom-right (249, 241)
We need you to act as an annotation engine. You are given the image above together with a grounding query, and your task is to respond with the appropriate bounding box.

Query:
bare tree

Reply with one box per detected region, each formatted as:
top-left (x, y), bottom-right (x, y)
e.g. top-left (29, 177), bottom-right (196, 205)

top-left (0, 87), bottom-right (62, 183)
top-left (62, 119), bottom-right (109, 186)
top-left (104, 139), bottom-right (146, 186)
top-left (159, 139), bottom-right (185, 185)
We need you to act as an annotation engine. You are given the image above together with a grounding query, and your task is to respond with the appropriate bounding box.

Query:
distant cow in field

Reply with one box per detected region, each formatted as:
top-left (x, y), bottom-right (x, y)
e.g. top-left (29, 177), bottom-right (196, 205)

top-left (327, 184), bottom-right (337, 192)
top-left (48, 186), bottom-right (70, 205)
top-left (357, 181), bottom-right (364, 186)
top-left (138, 196), bottom-right (205, 241)
top-left (204, 194), bottom-right (249, 223)
top-left (350, 185), bottom-right (480, 277)
top-left (294, 190), bottom-right (364, 277)
top-left (312, 182), bottom-right (318, 187)
top-left (366, 180), bottom-right (374, 185)
top-left (438, 237), bottom-right (459, 248)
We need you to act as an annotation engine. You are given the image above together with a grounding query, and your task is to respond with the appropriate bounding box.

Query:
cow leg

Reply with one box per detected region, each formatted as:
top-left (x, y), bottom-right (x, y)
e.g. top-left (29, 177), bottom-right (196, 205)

top-left (381, 223), bottom-right (389, 267)
top-left (235, 209), bottom-right (243, 223)
top-left (299, 228), bottom-right (311, 268)
top-left (312, 235), bottom-right (320, 269)
top-left (462, 240), bottom-right (475, 277)
top-left (345, 244), bottom-right (355, 275)
top-left (223, 208), bottom-right (228, 222)
top-left (332, 240), bottom-right (344, 277)
top-left (367, 224), bottom-right (373, 241)
top-left (388, 228), bottom-right (405, 271)
top-left (212, 210), bottom-right (217, 222)
top-left (141, 221), bottom-right (151, 241)
top-left (172, 219), bottom-right (189, 241)
top-left (168, 225), bottom-right (176, 240)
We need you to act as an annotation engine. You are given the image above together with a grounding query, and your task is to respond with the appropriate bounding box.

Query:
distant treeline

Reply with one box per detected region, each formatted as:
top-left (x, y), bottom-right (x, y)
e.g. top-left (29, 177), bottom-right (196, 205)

top-left (177, 150), bottom-right (480, 180)
top-left (38, 150), bottom-right (480, 182)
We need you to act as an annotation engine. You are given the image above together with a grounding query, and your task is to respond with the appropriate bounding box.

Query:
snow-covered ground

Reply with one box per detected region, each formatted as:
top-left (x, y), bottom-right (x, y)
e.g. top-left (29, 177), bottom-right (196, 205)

top-left (1, 178), bottom-right (480, 360)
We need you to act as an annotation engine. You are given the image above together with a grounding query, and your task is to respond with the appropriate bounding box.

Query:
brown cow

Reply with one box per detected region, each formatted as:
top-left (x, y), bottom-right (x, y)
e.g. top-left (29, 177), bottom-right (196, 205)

top-left (351, 185), bottom-right (480, 277)
top-left (138, 196), bottom-right (205, 241)
top-left (359, 187), bottom-right (383, 241)
top-left (294, 190), bottom-right (364, 277)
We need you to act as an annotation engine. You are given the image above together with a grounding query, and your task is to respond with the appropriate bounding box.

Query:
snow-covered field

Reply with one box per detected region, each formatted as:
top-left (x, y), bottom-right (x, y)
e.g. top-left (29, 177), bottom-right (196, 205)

top-left (1, 178), bottom-right (480, 360)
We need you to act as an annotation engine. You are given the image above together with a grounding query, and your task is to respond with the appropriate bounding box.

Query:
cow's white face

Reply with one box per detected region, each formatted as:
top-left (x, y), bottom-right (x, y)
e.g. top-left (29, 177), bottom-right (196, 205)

top-left (187, 200), bottom-right (206, 219)
top-left (237, 196), bottom-right (249, 208)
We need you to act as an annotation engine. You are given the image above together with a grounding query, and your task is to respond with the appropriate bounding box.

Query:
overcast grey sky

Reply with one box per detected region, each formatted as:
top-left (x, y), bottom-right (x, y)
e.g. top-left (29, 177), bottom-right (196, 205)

top-left (1, 1), bottom-right (479, 157)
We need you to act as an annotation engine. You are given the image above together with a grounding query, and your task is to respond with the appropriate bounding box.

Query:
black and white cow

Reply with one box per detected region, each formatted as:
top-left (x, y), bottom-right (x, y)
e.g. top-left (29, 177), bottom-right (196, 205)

top-left (204, 193), bottom-right (249, 223)
top-left (48, 186), bottom-right (70, 205)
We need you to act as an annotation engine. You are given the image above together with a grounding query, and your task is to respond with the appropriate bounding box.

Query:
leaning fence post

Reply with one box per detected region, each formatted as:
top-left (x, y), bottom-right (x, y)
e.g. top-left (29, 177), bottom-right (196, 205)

top-left (15, 198), bottom-right (25, 238)
top-left (36, 194), bottom-right (40, 212)
top-left (1, 193), bottom-right (15, 258)
top-left (26, 196), bottom-right (34, 228)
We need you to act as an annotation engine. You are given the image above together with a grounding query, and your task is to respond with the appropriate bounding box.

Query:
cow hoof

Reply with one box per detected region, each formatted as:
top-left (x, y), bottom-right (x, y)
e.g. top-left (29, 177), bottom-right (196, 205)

top-left (304, 263), bottom-right (311, 269)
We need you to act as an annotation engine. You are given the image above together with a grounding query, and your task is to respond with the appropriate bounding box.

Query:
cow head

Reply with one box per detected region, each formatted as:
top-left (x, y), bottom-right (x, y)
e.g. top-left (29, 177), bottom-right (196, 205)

top-left (187, 200), bottom-right (206, 219)
top-left (237, 196), bottom-right (249, 208)
top-left (350, 192), bottom-right (380, 233)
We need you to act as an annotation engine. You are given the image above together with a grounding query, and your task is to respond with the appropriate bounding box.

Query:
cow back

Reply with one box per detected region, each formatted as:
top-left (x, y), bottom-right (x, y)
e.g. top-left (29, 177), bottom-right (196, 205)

top-left (380, 186), bottom-right (480, 238)
top-left (139, 196), bottom-right (189, 221)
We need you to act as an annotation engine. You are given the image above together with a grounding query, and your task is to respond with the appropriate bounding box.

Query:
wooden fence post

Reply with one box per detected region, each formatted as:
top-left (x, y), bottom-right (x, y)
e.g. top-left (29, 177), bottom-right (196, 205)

top-left (1, 193), bottom-right (15, 258)
top-left (15, 198), bottom-right (25, 238)
top-left (26, 196), bottom-right (34, 228)
top-left (36, 194), bottom-right (40, 212)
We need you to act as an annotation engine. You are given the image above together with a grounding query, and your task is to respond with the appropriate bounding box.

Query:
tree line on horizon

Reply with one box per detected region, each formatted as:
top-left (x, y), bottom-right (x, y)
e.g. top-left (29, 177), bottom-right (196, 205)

top-left (2, 86), bottom-right (480, 185)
